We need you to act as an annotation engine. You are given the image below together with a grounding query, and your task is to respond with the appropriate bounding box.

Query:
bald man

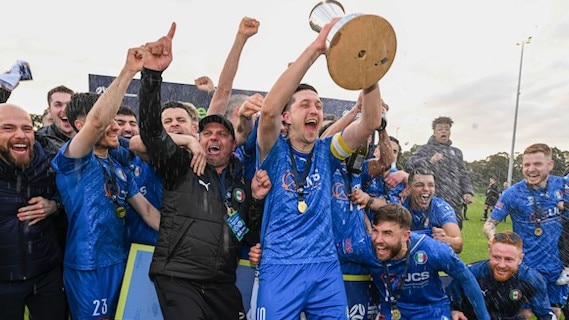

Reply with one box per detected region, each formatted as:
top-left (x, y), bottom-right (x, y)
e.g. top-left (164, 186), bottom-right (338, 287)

top-left (0, 103), bottom-right (65, 319)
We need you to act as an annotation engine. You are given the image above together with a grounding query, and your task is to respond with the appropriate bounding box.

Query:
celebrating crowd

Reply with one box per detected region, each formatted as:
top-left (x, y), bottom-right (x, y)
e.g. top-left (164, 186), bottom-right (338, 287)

top-left (1, 15), bottom-right (568, 320)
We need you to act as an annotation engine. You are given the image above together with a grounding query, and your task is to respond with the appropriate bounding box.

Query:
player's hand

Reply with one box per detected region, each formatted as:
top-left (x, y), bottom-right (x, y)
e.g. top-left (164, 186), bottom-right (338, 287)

top-left (17, 197), bottom-right (57, 226)
top-left (451, 310), bottom-right (467, 320)
top-left (248, 243), bottom-right (262, 265)
top-left (142, 22), bottom-right (176, 71)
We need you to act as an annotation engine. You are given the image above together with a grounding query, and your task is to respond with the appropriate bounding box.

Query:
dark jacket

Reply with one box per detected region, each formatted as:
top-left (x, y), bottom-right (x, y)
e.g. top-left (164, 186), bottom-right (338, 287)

top-left (35, 123), bottom-right (69, 250)
top-left (0, 141), bottom-right (62, 281)
top-left (405, 136), bottom-right (473, 210)
top-left (484, 182), bottom-right (501, 206)
top-left (139, 68), bottom-right (262, 283)
top-left (35, 123), bottom-right (70, 156)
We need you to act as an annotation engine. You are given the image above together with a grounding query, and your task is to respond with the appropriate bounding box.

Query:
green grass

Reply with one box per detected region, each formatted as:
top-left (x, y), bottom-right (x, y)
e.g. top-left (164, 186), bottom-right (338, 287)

top-left (459, 193), bottom-right (512, 264)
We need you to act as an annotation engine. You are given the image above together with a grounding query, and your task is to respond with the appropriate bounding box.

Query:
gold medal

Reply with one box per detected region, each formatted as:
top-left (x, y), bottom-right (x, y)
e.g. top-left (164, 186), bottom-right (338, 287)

top-left (534, 227), bottom-right (543, 236)
top-left (391, 308), bottom-right (401, 320)
top-left (298, 200), bottom-right (307, 213)
top-left (115, 206), bottom-right (127, 218)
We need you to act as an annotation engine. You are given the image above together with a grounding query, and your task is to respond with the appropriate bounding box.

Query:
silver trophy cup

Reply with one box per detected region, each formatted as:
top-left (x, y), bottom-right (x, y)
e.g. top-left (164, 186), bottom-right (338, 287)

top-left (309, 0), bottom-right (397, 90)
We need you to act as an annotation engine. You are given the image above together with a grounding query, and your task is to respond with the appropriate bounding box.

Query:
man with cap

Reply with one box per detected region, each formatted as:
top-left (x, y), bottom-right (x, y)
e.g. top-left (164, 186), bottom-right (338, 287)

top-left (137, 25), bottom-right (266, 319)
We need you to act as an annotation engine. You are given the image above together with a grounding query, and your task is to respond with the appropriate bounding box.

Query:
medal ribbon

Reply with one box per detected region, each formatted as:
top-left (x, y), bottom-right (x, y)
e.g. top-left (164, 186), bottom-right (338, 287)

top-left (381, 241), bottom-right (411, 312)
top-left (287, 140), bottom-right (314, 212)
top-left (340, 166), bottom-right (354, 211)
top-left (526, 184), bottom-right (545, 234)
top-left (96, 156), bottom-right (125, 218)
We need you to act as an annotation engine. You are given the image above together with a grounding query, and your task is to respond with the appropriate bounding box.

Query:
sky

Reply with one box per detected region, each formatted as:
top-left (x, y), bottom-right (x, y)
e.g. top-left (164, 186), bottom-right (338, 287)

top-left (2, 0), bottom-right (568, 161)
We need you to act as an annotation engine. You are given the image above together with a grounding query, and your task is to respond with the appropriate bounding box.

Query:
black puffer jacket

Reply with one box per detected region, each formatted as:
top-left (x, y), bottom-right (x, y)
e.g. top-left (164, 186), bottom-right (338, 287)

top-left (139, 68), bottom-right (261, 283)
top-left (0, 141), bottom-right (62, 281)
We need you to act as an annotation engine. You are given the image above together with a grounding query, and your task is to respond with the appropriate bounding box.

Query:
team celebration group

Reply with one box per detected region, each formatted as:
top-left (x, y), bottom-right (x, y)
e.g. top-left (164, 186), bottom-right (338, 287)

top-left (1, 16), bottom-right (568, 320)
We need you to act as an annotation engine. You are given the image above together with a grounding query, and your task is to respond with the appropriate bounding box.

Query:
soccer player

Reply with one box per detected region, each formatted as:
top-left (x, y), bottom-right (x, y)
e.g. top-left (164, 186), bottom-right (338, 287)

top-left (448, 231), bottom-right (555, 320)
top-left (370, 203), bottom-right (490, 320)
top-left (483, 143), bottom-right (569, 319)
top-left (254, 18), bottom-right (383, 318)
top-left (51, 35), bottom-right (161, 319)
top-left (402, 167), bottom-right (462, 253)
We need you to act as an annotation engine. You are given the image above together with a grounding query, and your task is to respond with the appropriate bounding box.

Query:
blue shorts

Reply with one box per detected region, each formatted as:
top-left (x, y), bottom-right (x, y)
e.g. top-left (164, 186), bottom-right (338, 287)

top-left (64, 263), bottom-right (126, 320)
top-left (256, 261), bottom-right (348, 319)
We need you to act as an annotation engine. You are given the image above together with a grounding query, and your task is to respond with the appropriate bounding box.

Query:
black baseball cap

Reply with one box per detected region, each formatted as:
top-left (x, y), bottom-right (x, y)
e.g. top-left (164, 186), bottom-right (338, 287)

top-left (198, 114), bottom-right (235, 140)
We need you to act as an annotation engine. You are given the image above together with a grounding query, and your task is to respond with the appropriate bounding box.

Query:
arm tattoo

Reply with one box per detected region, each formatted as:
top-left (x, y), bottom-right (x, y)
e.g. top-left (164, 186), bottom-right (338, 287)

top-left (482, 218), bottom-right (500, 239)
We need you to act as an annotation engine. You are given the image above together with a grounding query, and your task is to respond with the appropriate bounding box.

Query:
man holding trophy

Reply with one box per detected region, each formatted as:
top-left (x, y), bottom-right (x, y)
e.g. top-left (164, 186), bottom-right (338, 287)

top-left (253, 1), bottom-right (396, 318)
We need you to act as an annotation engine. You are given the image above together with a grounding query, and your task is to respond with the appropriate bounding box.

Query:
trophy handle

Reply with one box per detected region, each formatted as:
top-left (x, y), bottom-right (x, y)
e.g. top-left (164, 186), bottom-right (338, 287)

top-left (309, 0), bottom-right (345, 32)
top-left (308, 1), bottom-right (397, 90)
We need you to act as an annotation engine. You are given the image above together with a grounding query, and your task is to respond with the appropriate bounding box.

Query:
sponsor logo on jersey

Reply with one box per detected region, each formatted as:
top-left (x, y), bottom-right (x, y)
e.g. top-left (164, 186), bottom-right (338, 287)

top-left (199, 179), bottom-right (210, 191)
top-left (332, 181), bottom-right (349, 201)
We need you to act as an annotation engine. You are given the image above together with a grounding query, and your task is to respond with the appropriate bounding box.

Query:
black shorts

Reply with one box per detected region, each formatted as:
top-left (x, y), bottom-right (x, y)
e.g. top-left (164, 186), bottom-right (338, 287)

top-left (153, 275), bottom-right (245, 319)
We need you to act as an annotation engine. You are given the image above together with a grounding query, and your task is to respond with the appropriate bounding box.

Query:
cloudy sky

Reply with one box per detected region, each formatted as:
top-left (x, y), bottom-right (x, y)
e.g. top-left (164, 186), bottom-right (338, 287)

top-left (2, 0), bottom-right (568, 161)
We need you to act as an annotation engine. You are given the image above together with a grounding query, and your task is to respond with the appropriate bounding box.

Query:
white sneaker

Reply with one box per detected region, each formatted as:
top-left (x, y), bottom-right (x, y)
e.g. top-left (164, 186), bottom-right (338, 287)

top-left (555, 267), bottom-right (569, 285)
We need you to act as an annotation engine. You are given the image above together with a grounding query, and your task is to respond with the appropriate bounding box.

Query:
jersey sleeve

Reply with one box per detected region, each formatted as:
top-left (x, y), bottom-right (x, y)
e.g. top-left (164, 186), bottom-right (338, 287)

top-left (431, 242), bottom-right (491, 320)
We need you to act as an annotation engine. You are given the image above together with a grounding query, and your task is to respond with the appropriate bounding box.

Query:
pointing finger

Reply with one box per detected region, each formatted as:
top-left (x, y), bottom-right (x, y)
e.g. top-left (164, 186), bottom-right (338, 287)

top-left (167, 22), bottom-right (177, 40)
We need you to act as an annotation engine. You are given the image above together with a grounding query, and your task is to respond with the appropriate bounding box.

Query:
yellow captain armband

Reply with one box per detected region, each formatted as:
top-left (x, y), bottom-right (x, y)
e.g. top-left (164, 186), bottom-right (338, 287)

top-left (330, 132), bottom-right (354, 160)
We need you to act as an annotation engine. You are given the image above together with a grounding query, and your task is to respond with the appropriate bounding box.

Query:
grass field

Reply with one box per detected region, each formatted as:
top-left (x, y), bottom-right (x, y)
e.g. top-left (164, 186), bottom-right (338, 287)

top-left (458, 193), bottom-right (512, 264)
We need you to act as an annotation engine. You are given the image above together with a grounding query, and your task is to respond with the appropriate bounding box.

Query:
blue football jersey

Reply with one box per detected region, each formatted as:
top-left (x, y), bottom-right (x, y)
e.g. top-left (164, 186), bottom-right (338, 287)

top-left (51, 142), bottom-right (139, 270)
top-left (490, 176), bottom-right (569, 280)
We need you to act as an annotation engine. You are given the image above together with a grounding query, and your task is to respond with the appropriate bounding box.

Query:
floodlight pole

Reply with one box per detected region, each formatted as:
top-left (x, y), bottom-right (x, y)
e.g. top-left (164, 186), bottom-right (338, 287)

top-left (507, 36), bottom-right (531, 187)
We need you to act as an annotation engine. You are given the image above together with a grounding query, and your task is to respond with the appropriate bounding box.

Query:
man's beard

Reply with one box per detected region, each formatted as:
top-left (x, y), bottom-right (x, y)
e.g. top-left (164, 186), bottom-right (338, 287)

top-left (376, 240), bottom-right (403, 261)
top-left (0, 144), bottom-right (33, 169)
top-left (387, 241), bottom-right (403, 260)
top-left (490, 263), bottom-right (516, 282)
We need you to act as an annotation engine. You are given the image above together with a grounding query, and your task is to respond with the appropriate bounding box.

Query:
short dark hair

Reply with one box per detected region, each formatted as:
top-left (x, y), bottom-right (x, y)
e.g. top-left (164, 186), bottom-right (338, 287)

top-left (283, 83), bottom-right (319, 112)
top-left (407, 166), bottom-right (435, 184)
top-left (162, 100), bottom-right (197, 119)
top-left (117, 105), bottom-right (137, 118)
top-left (389, 136), bottom-right (401, 153)
top-left (66, 92), bottom-right (101, 132)
top-left (47, 85), bottom-right (74, 105)
top-left (432, 116), bottom-right (453, 130)
top-left (319, 120), bottom-right (336, 137)
top-left (372, 203), bottom-right (412, 230)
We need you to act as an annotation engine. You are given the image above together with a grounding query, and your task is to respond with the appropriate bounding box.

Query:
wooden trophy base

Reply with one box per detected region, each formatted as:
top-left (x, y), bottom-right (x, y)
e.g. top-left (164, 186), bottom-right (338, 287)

top-left (327, 13), bottom-right (397, 90)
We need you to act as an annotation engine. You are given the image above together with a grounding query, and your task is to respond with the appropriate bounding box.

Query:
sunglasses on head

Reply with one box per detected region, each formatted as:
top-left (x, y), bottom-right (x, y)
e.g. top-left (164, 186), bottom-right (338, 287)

top-left (494, 232), bottom-right (521, 244)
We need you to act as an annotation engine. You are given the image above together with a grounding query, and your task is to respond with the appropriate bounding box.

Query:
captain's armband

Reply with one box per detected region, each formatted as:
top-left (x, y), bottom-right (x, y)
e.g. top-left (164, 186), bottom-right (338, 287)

top-left (330, 133), bottom-right (354, 160)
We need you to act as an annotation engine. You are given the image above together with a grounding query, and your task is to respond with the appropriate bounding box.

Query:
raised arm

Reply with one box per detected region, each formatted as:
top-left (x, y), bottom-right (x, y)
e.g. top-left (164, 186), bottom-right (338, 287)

top-left (320, 96), bottom-right (361, 138)
top-left (235, 93), bottom-right (263, 146)
top-left (138, 23), bottom-right (176, 148)
top-left (257, 19), bottom-right (336, 162)
top-left (65, 48), bottom-right (142, 158)
top-left (340, 83), bottom-right (382, 151)
top-left (207, 17), bottom-right (259, 116)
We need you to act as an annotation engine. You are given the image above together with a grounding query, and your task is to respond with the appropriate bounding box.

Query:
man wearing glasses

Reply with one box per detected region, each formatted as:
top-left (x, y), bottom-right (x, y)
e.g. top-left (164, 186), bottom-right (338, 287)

top-left (448, 231), bottom-right (555, 320)
top-left (483, 143), bottom-right (569, 319)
